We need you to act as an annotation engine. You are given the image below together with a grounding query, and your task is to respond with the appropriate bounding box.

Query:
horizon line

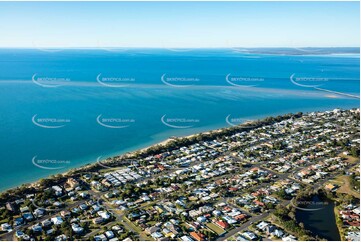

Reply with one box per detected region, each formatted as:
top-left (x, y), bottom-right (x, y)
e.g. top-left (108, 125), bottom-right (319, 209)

top-left (0, 46), bottom-right (359, 49)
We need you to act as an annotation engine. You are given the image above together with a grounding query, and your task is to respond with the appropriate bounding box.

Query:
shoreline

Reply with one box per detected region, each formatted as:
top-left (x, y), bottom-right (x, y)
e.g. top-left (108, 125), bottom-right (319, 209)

top-left (0, 125), bottom-right (228, 194)
top-left (0, 107), bottom-right (358, 195)
top-left (1, 105), bottom-right (272, 193)
top-left (334, 205), bottom-right (345, 241)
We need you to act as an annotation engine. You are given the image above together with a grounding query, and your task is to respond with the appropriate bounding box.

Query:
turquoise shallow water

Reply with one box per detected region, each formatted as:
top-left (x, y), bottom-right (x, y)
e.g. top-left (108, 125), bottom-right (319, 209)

top-left (0, 49), bottom-right (359, 191)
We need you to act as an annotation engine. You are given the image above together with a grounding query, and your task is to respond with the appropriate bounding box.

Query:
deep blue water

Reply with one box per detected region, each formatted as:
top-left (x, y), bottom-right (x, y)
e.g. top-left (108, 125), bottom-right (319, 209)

top-left (296, 195), bottom-right (340, 240)
top-left (0, 48), bottom-right (359, 191)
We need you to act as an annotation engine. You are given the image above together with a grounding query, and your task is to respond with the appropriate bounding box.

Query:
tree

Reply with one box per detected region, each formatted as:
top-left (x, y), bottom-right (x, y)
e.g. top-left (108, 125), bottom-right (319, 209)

top-left (275, 189), bottom-right (288, 199)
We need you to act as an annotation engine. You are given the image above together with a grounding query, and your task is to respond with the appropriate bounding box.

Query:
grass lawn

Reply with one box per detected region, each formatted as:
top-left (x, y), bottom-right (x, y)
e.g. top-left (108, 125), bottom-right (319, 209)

top-left (331, 175), bottom-right (360, 198)
top-left (205, 222), bottom-right (226, 235)
top-left (0, 219), bottom-right (8, 224)
top-left (340, 154), bottom-right (359, 164)
top-left (122, 216), bottom-right (152, 241)
top-left (123, 217), bottom-right (142, 233)
top-left (333, 206), bottom-right (345, 241)
top-left (146, 220), bottom-right (157, 226)
top-left (99, 166), bottom-right (127, 173)
top-left (227, 232), bottom-right (246, 241)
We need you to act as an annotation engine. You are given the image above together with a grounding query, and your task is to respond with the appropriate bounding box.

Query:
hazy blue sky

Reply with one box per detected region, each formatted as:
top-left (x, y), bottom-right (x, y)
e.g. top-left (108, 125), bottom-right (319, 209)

top-left (0, 1), bottom-right (359, 48)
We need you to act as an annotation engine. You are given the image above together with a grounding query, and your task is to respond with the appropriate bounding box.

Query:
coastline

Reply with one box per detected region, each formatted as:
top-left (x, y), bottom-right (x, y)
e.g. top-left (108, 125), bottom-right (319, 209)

top-left (0, 107), bottom-right (358, 242)
top-left (0, 106), bottom-right (358, 195)
top-left (1, 113), bottom-right (263, 195)
top-left (0, 126), bottom-right (224, 194)
top-left (0, 48), bottom-right (359, 193)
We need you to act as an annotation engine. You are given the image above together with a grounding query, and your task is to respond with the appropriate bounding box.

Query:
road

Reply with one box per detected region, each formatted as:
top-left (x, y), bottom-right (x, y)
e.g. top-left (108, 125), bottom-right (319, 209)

top-left (214, 153), bottom-right (357, 241)
top-left (0, 143), bottom-right (357, 241)
top-left (216, 212), bottom-right (270, 241)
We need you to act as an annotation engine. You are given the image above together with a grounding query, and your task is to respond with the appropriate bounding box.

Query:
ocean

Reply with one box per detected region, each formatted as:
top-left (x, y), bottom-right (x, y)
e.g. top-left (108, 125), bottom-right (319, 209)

top-left (0, 48), bottom-right (359, 191)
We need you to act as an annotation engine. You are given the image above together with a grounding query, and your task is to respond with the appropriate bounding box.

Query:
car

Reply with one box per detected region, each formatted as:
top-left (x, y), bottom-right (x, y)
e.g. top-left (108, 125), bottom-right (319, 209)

top-left (15, 230), bottom-right (24, 238)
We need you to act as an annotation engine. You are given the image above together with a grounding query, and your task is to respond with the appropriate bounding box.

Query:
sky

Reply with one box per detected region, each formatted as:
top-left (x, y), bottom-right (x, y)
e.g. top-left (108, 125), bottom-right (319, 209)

top-left (0, 1), bottom-right (359, 48)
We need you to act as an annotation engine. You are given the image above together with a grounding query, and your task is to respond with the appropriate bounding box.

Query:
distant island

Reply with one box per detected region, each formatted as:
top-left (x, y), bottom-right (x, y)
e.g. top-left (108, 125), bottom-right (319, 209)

top-left (230, 47), bottom-right (360, 55)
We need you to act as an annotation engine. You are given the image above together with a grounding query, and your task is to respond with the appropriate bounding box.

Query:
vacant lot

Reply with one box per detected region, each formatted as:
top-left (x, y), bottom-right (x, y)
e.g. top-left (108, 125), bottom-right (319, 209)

top-left (331, 175), bottom-right (360, 198)
top-left (206, 222), bottom-right (226, 235)
top-left (340, 154), bottom-right (359, 164)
